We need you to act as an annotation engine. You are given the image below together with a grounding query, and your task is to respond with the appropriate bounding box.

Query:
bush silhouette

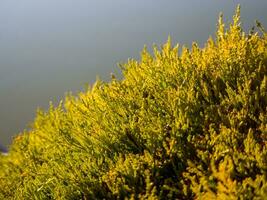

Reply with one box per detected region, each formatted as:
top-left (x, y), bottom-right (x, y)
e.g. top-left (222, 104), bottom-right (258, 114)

top-left (0, 7), bottom-right (266, 199)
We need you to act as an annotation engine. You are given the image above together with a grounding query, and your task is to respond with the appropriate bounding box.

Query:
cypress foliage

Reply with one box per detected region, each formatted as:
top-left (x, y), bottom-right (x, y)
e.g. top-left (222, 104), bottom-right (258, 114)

top-left (0, 7), bottom-right (266, 199)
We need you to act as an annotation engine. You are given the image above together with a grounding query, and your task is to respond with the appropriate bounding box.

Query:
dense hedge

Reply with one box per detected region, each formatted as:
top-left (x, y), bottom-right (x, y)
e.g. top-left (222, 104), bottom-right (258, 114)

top-left (0, 7), bottom-right (266, 199)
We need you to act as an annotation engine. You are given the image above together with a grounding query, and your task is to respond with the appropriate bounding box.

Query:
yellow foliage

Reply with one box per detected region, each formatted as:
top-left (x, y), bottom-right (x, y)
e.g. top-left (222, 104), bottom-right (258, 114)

top-left (0, 6), bottom-right (266, 199)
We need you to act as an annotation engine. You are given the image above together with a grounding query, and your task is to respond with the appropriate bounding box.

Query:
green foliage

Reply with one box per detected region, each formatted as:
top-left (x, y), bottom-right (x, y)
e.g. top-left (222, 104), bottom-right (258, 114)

top-left (0, 7), bottom-right (266, 199)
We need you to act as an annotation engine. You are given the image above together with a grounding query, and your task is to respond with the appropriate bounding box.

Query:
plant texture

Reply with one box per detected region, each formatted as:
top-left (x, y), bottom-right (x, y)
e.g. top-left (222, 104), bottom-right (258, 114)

top-left (0, 6), bottom-right (266, 199)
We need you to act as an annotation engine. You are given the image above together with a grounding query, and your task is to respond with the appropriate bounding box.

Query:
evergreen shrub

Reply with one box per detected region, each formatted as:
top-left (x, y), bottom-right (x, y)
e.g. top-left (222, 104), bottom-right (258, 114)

top-left (0, 7), bottom-right (266, 199)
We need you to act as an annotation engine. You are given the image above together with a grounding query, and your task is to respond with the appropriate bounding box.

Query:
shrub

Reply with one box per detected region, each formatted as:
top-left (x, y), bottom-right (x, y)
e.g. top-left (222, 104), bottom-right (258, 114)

top-left (0, 6), bottom-right (266, 199)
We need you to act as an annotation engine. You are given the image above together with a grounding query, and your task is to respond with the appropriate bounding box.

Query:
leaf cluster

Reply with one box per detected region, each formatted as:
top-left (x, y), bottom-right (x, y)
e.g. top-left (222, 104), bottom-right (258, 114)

top-left (0, 6), bottom-right (266, 199)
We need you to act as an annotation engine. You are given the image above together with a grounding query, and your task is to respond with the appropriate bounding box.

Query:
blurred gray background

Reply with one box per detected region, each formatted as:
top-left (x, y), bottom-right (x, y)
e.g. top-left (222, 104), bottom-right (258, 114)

top-left (0, 0), bottom-right (267, 148)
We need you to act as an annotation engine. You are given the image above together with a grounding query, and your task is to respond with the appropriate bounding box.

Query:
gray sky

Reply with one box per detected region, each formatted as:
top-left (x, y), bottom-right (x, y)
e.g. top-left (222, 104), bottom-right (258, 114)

top-left (0, 0), bottom-right (267, 147)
